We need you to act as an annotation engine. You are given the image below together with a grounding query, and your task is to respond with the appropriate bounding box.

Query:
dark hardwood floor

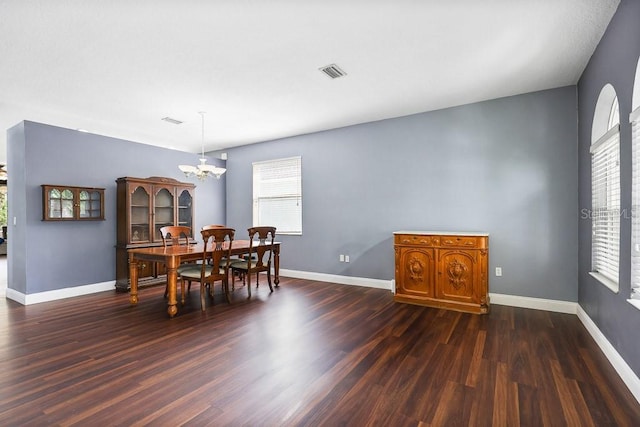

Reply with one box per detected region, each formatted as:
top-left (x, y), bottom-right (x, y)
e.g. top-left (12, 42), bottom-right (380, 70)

top-left (1, 277), bottom-right (638, 426)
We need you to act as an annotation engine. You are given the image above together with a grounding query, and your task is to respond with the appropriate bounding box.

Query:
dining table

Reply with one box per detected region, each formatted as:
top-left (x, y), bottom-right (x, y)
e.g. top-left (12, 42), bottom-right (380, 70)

top-left (128, 240), bottom-right (280, 317)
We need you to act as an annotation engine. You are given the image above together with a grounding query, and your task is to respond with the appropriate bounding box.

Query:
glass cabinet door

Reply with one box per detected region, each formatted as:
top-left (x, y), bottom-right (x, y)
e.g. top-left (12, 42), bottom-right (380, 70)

top-left (47, 188), bottom-right (74, 219)
top-left (79, 190), bottom-right (103, 218)
top-left (154, 187), bottom-right (174, 241)
top-left (130, 186), bottom-right (150, 242)
top-left (178, 189), bottom-right (193, 230)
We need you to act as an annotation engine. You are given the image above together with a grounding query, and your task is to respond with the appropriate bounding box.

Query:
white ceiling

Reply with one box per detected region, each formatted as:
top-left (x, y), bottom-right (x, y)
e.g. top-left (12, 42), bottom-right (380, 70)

top-left (0, 0), bottom-right (619, 164)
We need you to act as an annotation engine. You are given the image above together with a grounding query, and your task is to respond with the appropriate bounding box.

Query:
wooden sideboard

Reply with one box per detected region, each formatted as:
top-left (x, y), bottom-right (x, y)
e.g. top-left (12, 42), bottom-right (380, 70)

top-left (394, 231), bottom-right (489, 314)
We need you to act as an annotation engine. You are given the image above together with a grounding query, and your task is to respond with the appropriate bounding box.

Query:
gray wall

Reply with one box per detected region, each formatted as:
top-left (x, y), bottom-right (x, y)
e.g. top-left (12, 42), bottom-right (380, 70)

top-left (225, 86), bottom-right (578, 302)
top-left (7, 122), bottom-right (27, 294)
top-left (577, 0), bottom-right (640, 377)
top-left (7, 121), bottom-right (226, 294)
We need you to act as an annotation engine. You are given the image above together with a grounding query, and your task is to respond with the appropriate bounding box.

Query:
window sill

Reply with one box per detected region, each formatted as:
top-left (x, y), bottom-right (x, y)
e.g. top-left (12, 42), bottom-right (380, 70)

top-left (589, 272), bottom-right (619, 293)
top-left (627, 299), bottom-right (640, 311)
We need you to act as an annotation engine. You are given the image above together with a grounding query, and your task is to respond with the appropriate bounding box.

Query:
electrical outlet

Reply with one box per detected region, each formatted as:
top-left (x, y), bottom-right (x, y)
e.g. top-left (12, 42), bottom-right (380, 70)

top-left (495, 267), bottom-right (502, 277)
top-left (345, 255), bottom-right (350, 263)
top-left (339, 254), bottom-right (345, 262)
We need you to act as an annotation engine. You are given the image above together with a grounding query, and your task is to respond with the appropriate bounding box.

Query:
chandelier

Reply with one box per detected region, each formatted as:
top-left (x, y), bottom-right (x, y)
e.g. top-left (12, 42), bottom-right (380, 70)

top-left (178, 112), bottom-right (226, 180)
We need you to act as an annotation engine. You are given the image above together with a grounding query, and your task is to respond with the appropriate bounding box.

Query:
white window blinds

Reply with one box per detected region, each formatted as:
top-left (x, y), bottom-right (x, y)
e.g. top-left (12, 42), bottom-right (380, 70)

top-left (591, 125), bottom-right (621, 289)
top-left (253, 156), bottom-right (302, 235)
top-left (631, 107), bottom-right (640, 300)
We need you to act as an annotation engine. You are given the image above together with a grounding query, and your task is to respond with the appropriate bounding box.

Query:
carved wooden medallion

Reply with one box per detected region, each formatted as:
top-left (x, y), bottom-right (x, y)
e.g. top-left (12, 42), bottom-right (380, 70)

top-left (408, 256), bottom-right (424, 280)
top-left (447, 258), bottom-right (468, 289)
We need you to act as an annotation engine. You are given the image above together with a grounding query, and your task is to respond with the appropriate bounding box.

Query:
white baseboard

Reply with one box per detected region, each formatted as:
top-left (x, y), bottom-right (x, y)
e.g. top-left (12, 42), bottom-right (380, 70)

top-left (489, 292), bottom-right (578, 314)
top-left (280, 269), bottom-right (579, 314)
top-left (279, 269), bottom-right (393, 290)
top-left (577, 305), bottom-right (640, 404)
top-left (5, 280), bottom-right (115, 305)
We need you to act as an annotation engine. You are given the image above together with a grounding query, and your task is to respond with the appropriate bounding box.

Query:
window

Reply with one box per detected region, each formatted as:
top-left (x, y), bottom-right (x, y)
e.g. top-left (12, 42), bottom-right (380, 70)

top-left (590, 85), bottom-right (620, 292)
top-left (630, 58), bottom-right (640, 306)
top-left (253, 156), bottom-right (302, 235)
top-left (632, 109), bottom-right (640, 302)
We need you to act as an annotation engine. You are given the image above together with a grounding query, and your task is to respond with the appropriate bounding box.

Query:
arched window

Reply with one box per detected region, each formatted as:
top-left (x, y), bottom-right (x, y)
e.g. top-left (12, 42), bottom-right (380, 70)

top-left (590, 84), bottom-right (620, 292)
top-left (630, 58), bottom-right (640, 304)
top-left (608, 96), bottom-right (619, 130)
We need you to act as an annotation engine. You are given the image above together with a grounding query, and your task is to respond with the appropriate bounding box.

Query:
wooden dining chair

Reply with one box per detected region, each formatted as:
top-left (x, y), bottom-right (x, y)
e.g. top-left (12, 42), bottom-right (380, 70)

top-left (178, 227), bottom-right (235, 311)
top-left (201, 224), bottom-right (226, 230)
top-left (160, 226), bottom-right (193, 298)
top-left (230, 226), bottom-right (276, 298)
top-left (160, 225), bottom-right (192, 247)
top-left (202, 224), bottom-right (244, 282)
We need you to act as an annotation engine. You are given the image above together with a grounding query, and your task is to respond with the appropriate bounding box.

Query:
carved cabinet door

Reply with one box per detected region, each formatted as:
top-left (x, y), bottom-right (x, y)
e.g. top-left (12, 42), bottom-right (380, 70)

top-left (396, 247), bottom-right (435, 298)
top-left (435, 249), bottom-right (479, 303)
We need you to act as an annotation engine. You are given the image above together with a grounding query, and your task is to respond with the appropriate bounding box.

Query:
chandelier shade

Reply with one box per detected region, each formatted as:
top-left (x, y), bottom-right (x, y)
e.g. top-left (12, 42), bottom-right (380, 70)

top-left (178, 112), bottom-right (226, 181)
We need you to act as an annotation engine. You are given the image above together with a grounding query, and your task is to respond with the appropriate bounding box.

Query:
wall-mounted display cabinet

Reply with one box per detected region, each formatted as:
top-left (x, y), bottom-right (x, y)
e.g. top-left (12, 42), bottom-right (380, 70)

top-left (115, 176), bottom-right (195, 290)
top-left (41, 184), bottom-right (105, 221)
top-left (394, 231), bottom-right (489, 314)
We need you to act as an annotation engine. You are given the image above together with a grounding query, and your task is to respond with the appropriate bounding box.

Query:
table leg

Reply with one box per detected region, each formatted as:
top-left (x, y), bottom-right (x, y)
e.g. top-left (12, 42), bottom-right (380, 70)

top-left (166, 259), bottom-right (179, 318)
top-left (274, 244), bottom-right (280, 286)
top-left (129, 254), bottom-right (139, 305)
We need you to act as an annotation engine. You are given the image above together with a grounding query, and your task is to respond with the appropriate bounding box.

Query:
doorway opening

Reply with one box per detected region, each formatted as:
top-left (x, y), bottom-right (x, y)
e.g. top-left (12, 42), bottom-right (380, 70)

top-left (0, 165), bottom-right (7, 296)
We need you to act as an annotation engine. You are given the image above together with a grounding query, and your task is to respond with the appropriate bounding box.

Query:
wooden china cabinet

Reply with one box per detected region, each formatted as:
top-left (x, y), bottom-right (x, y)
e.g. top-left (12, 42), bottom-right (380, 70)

top-left (115, 176), bottom-right (195, 291)
top-left (394, 231), bottom-right (489, 314)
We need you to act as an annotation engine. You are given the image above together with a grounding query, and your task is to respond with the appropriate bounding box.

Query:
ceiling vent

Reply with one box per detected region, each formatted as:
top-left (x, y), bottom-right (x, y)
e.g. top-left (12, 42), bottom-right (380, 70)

top-left (161, 116), bottom-right (183, 125)
top-left (320, 64), bottom-right (347, 79)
